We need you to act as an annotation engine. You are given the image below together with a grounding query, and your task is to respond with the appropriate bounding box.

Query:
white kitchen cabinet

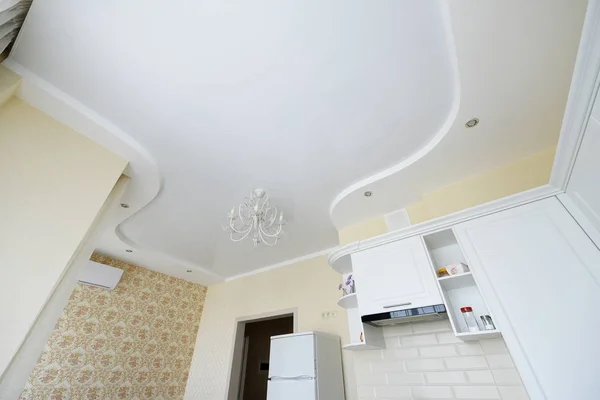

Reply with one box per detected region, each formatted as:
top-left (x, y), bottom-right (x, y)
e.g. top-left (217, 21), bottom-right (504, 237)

top-left (352, 236), bottom-right (442, 317)
top-left (563, 103), bottom-right (600, 247)
top-left (454, 197), bottom-right (600, 400)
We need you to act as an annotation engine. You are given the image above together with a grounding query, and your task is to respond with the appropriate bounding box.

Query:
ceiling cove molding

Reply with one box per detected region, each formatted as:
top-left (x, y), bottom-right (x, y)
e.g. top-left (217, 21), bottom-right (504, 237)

top-left (328, 184), bottom-right (561, 274)
top-left (225, 246), bottom-right (337, 282)
top-left (550, 0), bottom-right (600, 191)
top-left (2, 59), bottom-right (224, 282)
top-left (328, 1), bottom-right (460, 226)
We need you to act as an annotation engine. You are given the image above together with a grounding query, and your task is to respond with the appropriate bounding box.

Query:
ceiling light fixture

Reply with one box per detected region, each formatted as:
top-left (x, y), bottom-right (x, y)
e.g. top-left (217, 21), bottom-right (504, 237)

top-left (465, 118), bottom-right (480, 128)
top-left (222, 189), bottom-right (285, 247)
top-left (364, 191), bottom-right (373, 197)
top-left (120, 203), bottom-right (129, 208)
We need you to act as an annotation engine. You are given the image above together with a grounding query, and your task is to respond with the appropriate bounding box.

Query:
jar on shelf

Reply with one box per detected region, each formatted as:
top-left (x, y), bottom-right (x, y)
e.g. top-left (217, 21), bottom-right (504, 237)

top-left (460, 306), bottom-right (480, 333)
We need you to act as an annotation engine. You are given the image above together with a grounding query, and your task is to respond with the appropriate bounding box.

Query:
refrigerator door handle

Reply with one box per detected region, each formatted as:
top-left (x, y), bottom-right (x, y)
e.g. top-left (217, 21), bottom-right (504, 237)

top-left (268, 375), bottom-right (315, 381)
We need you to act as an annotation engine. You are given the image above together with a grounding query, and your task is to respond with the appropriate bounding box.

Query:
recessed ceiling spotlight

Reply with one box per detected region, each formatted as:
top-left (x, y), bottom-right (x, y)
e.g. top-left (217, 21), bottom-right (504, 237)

top-left (465, 118), bottom-right (480, 128)
top-left (364, 191), bottom-right (373, 197)
top-left (125, 249), bottom-right (133, 253)
top-left (186, 269), bottom-right (193, 273)
top-left (120, 203), bottom-right (130, 208)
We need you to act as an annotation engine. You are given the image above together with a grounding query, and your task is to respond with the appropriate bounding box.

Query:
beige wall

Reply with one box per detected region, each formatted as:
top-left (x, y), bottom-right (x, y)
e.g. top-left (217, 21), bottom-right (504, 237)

top-left (338, 216), bottom-right (388, 247)
top-left (339, 147), bottom-right (556, 244)
top-left (0, 97), bottom-right (127, 377)
top-left (0, 65), bottom-right (21, 108)
top-left (21, 254), bottom-right (208, 399)
top-left (407, 147), bottom-right (556, 223)
top-left (185, 255), bottom-right (358, 400)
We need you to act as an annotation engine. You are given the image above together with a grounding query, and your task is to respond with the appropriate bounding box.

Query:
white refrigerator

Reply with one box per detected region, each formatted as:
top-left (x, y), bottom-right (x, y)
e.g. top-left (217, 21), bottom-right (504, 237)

top-left (267, 332), bottom-right (345, 400)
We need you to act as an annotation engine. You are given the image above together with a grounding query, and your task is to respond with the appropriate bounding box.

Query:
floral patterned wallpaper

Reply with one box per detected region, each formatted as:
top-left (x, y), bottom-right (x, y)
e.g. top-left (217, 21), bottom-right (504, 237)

top-left (20, 253), bottom-right (208, 400)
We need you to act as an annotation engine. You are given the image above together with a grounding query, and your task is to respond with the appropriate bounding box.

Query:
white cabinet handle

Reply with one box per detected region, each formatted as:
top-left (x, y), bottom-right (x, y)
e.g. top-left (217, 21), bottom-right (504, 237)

top-left (383, 302), bottom-right (411, 309)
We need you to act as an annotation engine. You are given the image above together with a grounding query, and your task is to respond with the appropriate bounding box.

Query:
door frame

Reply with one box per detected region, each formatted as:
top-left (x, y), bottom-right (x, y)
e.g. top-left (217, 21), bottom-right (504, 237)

top-left (226, 308), bottom-right (298, 400)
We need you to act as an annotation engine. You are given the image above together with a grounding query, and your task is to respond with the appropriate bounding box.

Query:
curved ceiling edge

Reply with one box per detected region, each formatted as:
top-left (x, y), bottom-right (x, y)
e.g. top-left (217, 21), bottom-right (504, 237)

top-left (4, 60), bottom-right (224, 284)
top-left (328, 2), bottom-right (461, 228)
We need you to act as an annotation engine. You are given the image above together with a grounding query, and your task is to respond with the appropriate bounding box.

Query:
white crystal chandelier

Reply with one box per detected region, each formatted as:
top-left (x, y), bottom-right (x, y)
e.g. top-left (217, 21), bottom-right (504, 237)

top-left (222, 189), bottom-right (285, 247)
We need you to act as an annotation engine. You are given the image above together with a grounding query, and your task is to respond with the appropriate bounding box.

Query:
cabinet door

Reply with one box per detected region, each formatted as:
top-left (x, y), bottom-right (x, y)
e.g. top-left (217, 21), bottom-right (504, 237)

top-left (454, 197), bottom-right (600, 400)
top-left (564, 110), bottom-right (600, 246)
top-left (352, 236), bottom-right (441, 316)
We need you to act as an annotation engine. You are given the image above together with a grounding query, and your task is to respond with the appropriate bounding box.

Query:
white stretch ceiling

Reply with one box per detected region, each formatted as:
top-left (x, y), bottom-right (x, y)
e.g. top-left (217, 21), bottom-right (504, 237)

top-left (6, 0), bottom-right (587, 282)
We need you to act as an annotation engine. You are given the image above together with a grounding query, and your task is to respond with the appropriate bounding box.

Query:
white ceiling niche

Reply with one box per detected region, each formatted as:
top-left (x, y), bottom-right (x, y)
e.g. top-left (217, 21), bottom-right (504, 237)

top-left (330, 0), bottom-right (589, 228)
top-left (8, 1), bottom-right (456, 278)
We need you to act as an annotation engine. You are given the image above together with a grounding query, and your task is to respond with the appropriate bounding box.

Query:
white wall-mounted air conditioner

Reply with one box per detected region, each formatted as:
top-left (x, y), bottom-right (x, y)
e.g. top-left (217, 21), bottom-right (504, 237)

top-left (78, 260), bottom-right (123, 290)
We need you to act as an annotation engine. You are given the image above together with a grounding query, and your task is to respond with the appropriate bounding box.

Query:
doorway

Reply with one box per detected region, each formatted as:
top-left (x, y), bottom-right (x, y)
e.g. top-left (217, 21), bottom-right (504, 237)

top-left (227, 311), bottom-right (295, 400)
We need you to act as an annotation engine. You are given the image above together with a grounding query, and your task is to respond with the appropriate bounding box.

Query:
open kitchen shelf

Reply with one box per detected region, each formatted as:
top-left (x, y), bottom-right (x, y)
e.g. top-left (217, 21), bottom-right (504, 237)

top-left (342, 343), bottom-right (383, 351)
top-left (338, 273), bottom-right (385, 351)
top-left (437, 272), bottom-right (475, 290)
top-left (456, 330), bottom-right (502, 341)
top-left (423, 229), bottom-right (501, 340)
top-left (337, 293), bottom-right (357, 309)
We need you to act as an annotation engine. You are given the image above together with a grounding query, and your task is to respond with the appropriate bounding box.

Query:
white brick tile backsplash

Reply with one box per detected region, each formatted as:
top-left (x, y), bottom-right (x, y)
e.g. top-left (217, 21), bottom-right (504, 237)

top-left (412, 319), bottom-right (452, 333)
top-left (466, 370), bottom-right (495, 384)
top-left (354, 361), bottom-right (373, 375)
top-left (374, 385), bottom-right (412, 399)
top-left (419, 345), bottom-right (458, 358)
top-left (356, 385), bottom-right (375, 398)
top-left (383, 324), bottom-right (414, 337)
top-left (356, 371), bottom-right (387, 386)
top-left (401, 334), bottom-right (438, 347)
top-left (444, 356), bottom-right (488, 370)
top-left (436, 331), bottom-right (462, 344)
top-left (425, 371), bottom-right (467, 384)
top-left (386, 372), bottom-right (426, 385)
top-left (384, 336), bottom-right (402, 348)
top-left (457, 342), bottom-right (483, 355)
top-left (405, 358), bottom-right (446, 372)
top-left (480, 339), bottom-right (508, 354)
top-left (453, 385), bottom-right (501, 399)
top-left (383, 347), bottom-right (420, 360)
top-left (352, 323), bottom-right (527, 400)
top-left (492, 369), bottom-right (522, 385)
top-left (354, 350), bottom-right (384, 362)
top-left (371, 361), bottom-right (405, 373)
top-left (498, 385), bottom-right (530, 400)
top-left (411, 386), bottom-right (454, 399)
top-left (485, 354), bottom-right (515, 369)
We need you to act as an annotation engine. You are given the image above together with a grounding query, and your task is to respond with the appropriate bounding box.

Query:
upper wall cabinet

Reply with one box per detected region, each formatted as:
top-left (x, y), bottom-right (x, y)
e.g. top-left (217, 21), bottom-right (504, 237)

top-left (454, 197), bottom-right (600, 400)
top-left (564, 98), bottom-right (600, 245)
top-left (352, 236), bottom-right (442, 316)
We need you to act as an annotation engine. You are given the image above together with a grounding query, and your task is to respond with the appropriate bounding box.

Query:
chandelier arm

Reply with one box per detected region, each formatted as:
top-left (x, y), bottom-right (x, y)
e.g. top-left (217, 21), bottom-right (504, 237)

top-left (230, 227), bottom-right (253, 242)
top-left (259, 228), bottom-right (278, 246)
top-left (228, 218), bottom-right (252, 235)
top-left (237, 204), bottom-right (252, 226)
top-left (259, 223), bottom-right (283, 238)
top-left (262, 206), bottom-right (278, 229)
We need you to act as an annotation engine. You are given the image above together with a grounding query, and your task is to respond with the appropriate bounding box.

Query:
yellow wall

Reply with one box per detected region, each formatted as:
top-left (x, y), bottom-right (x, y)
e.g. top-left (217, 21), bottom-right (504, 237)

top-left (0, 96), bottom-right (127, 377)
top-left (339, 147), bottom-right (556, 244)
top-left (338, 216), bottom-right (388, 246)
top-left (184, 255), bottom-right (357, 400)
top-left (0, 65), bottom-right (21, 108)
top-left (21, 254), bottom-right (208, 399)
top-left (407, 147), bottom-right (556, 223)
